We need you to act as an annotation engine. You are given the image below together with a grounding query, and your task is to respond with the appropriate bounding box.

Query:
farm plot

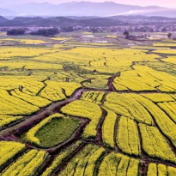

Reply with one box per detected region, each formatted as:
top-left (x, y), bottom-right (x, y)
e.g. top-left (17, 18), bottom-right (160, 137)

top-left (1, 39), bottom-right (46, 44)
top-left (103, 92), bottom-right (176, 162)
top-left (102, 108), bottom-right (117, 148)
top-left (1, 149), bottom-right (48, 176)
top-left (61, 100), bottom-right (102, 138)
top-left (153, 49), bottom-right (176, 54)
top-left (0, 47), bottom-right (56, 59)
top-left (98, 152), bottom-right (140, 176)
top-left (39, 81), bottom-right (81, 102)
top-left (57, 144), bottom-right (105, 176)
top-left (113, 65), bottom-right (176, 92)
top-left (147, 163), bottom-right (176, 176)
top-left (80, 91), bottom-right (105, 104)
top-left (161, 56), bottom-right (176, 66)
top-left (153, 43), bottom-right (176, 47)
top-left (117, 117), bottom-right (141, 156)
top-left (0, 141), bottom-right (25, 169)
top-left (0, 89), bottom-right (39, 115)
top-left (104, 92), bottom-right (154, 125)
top-left (42, 141), bottom-right (82, 176)
top-left (24, 113), bottom-right (81, 148)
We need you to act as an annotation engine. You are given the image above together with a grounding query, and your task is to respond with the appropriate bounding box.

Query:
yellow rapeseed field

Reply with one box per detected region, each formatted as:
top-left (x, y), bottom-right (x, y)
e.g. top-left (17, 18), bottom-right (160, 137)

top-left (0, 37), bottom-right (176, 175)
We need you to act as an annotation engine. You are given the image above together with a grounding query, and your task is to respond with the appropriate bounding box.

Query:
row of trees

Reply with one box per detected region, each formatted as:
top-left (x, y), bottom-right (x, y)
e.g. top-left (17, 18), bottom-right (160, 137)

top-left (7, 28), bottom-right (59, 36)
top-left (123, 30), bottom-right (173, 39)
top-left (7, 29), bottom-right (25, 35)
top-left (30, 28), bottom-right (59, 36)
top-left (6, 26), bottom-right (103, 36)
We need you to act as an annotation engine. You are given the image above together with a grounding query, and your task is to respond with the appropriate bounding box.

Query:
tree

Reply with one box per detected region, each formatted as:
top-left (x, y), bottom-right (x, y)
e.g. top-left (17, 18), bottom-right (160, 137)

top-left (123, 30), bottom-right (130, 39)
top-left (7, 28), bottom-right (25, 35)
top-left (168, 33), bottom-right (172, 39)
top-left (30, 28), bottom-right (59, 36)
top-left (161, 27), bottom-right (167, 32)
top-left (62, 26), bottom-right (74, 32)
top-left (90, 28), bottom-right (99, 33)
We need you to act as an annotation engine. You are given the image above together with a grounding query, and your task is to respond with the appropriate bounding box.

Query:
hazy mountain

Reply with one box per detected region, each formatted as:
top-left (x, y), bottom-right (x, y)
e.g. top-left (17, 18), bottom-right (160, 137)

top-left (0, 7), bottom-right (16, 16)
top-left (0, 16), bottom-right (127, 27)
top-left (1, 1), bottom-right (176, 17)
top-left (0, 16), bottom-right (9, 23)
top-left (4, 2), bottom-right (55, 16)
top-left (109, 15), bottom-right (176, 22)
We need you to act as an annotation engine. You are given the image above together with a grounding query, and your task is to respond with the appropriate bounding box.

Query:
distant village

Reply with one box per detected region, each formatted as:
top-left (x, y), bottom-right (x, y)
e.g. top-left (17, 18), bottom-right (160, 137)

top-left (1, 23), bottom-right (176, 33)
top-left (0, 23), bottom-right (176, 40)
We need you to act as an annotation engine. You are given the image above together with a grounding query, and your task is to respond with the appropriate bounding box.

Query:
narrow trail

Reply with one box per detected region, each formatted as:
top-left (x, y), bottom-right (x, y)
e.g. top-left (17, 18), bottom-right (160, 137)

top-left (114, 115), bottom-right (120, 152)
top-left (96, 108), bottom-right (107, 145)
top-left (108, 72), bottom-right (120, 91)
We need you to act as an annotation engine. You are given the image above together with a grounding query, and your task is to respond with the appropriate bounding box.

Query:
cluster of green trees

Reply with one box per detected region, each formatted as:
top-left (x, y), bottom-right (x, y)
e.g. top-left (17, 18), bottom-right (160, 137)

top-left (7, 29), bottom-right (25, 35)
top-left (7, 28), bottom-right (59, 36)
top-left (123, 30), bottom-right (173, 40)
top-left (30, 28), bottom-right (59, 36)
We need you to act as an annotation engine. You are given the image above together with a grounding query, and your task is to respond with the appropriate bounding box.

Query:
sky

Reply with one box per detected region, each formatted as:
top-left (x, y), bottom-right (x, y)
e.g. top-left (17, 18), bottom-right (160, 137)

top-left (1, 0), bottom-right (176, 8)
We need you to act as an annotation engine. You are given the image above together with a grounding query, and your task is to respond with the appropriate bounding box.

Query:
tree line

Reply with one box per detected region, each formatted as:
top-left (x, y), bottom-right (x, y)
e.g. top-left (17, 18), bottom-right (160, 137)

top-left (7, 28), bottom-right (60, 36)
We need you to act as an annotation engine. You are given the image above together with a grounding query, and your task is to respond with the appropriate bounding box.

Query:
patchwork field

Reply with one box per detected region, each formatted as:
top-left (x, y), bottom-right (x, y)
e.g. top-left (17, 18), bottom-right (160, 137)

top-left (1, 35), bottom-right (176, 175)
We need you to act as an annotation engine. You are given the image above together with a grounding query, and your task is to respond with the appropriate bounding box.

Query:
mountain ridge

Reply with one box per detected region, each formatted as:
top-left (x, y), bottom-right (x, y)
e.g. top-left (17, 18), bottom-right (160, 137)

top-left (0, 15), bottom-right (176, 27)
top-left (0, 1), bottom-right (176, 17)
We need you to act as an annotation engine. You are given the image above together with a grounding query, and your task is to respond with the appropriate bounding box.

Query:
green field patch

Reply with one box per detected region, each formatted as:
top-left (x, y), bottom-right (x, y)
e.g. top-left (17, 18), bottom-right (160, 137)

top-left (35, 117), bottom-right (81, 148)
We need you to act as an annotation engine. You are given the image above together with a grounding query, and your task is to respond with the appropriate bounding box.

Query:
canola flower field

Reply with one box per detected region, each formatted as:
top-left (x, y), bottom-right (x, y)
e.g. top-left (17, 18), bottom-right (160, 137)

top-left (1, 36), bottom-right (176, 176)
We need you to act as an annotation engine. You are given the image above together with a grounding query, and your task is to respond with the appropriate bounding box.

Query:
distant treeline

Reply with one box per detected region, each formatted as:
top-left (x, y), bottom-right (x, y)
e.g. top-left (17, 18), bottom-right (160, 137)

top-left (7, 28), bottom-right (25, 35)
top-left (7, 28), bottom-right (60, 36)
top-left (30, 28), bottom-right (59, 36)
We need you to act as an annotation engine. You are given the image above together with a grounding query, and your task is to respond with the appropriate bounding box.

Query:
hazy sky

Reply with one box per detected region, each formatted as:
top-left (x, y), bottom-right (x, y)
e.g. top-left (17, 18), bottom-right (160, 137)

top-left (1, 0), bottom-right (176, 8)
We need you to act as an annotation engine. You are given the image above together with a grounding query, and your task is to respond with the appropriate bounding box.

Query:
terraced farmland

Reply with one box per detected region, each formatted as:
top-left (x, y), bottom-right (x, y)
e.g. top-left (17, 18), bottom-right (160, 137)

top-left (1, 38), bottom-right (176, 176)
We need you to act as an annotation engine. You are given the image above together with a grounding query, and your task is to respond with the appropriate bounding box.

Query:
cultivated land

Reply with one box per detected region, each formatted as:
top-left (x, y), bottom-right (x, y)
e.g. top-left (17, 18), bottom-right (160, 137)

top-left (1, 31), bottom-right (176, 175)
